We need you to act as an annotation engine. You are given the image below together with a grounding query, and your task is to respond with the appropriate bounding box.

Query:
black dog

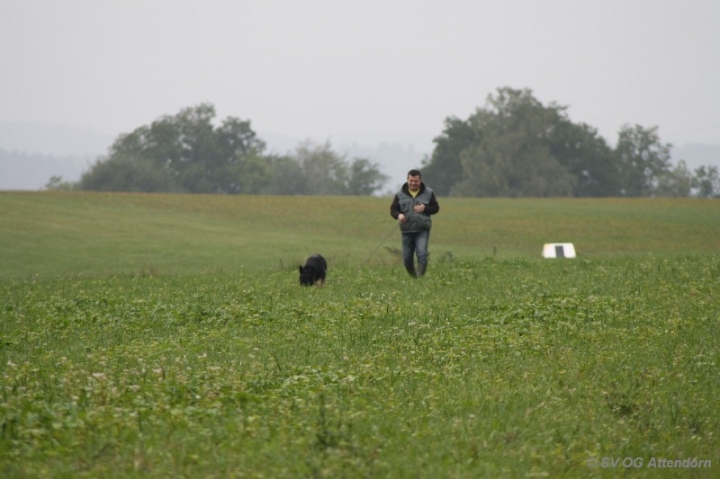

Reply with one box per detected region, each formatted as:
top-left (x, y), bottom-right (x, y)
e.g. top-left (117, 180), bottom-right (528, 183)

top-left (299, 254), bottom-right (327, 286)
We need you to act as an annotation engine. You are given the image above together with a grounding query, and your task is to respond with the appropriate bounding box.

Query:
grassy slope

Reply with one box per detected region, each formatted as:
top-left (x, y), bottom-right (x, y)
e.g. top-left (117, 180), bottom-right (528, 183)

top-left (1, 192), bottom-right (719, 278)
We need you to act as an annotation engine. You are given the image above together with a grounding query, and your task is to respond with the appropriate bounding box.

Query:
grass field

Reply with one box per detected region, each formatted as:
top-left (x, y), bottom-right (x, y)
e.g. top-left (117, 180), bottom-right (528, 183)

top-left (2, 192), bottom-right (719, 278)
top-left (1, 192), bottom-right (719, 477)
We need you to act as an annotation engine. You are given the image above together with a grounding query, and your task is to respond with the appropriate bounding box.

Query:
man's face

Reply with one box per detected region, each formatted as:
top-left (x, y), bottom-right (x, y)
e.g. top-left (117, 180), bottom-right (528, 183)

top-left (407, 175), bottom-right (421, 192)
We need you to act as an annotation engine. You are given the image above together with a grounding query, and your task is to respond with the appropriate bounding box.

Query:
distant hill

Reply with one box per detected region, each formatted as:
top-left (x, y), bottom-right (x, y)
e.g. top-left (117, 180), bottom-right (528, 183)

top-left (0, 149), bottom-right (94, 190)
top-left (0, 122), bottom-right (115, 157)
top-left (0, 122), bottom-right (114, 190)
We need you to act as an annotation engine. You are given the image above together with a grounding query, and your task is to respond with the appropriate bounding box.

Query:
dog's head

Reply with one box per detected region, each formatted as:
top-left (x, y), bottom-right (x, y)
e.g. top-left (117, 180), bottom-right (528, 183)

top-left (299, 265), bottom-right (316, 286)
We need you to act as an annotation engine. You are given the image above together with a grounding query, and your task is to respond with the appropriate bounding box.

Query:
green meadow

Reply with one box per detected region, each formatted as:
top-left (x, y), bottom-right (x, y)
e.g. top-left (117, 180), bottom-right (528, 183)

top-left (1, 192), bottom-right (719, 477)
top-left (2, 192), bottom-right (719, 278)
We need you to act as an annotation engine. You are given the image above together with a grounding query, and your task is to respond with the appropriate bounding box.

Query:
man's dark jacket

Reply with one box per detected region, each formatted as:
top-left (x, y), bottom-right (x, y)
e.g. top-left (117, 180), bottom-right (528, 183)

top-left (390, 182), bottom-right (440, 233)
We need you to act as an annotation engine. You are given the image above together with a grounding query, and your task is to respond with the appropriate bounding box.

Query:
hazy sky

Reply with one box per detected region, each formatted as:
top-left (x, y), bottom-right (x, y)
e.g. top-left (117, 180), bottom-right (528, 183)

top-left (1, 0), bottom-right (718, 157)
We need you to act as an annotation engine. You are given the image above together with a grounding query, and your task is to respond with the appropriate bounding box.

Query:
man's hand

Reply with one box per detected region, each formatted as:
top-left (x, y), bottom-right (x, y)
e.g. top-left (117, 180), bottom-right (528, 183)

top-left (413, 204), bottom-right (426, 213)
top-left (398, 213), bottom-right (406, 223)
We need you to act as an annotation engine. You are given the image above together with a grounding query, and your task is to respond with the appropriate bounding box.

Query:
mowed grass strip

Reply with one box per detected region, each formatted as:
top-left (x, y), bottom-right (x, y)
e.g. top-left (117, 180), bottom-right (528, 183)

top-left (1, 192), bottom-right (719, 278)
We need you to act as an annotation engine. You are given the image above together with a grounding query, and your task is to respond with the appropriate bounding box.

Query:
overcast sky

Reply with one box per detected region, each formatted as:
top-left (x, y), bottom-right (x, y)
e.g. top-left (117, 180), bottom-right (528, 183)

top-left (1, 0), bottom-right (718, 159)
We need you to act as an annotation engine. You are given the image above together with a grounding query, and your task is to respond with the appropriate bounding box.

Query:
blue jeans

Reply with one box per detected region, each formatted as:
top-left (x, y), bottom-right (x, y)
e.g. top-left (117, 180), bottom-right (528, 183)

top-left (401, 230), bottom-right (430, 269)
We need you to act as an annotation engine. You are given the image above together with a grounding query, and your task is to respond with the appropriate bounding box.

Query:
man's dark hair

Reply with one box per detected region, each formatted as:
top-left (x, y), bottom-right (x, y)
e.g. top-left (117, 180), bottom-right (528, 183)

top-left (407, 169), bottom-right (422, 178)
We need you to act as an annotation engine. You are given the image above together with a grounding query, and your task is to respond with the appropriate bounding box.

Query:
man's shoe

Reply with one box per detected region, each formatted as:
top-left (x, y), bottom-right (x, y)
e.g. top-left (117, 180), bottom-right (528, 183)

top-left (417, 263), bottom-right (427, 277)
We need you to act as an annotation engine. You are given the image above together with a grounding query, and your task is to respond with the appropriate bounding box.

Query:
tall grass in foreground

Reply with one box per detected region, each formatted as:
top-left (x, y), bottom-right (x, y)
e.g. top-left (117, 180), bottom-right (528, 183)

top-left (1, 256), bottom-right (718, 477)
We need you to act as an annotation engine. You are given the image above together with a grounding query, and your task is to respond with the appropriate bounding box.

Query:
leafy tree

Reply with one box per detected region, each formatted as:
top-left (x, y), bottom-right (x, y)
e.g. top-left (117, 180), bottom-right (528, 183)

top-left (81, 104), bottom-right (265, 194)
top-left (294, 140), bottom-right (349, 195)
top-left (287, 140), bottom-right (388, 195)
top-left (692, 165), bottom-right (720, 198)
top-left (230, 153), bottom-right (277, 194)
top-left (655, 160), bottom-right (693, 197)
top-left (614, 125), bottom-right (672, 196)
top-left (422, 117), bottom-right (477, 196)
top-left (546, 121), bottom-right (621, 197)
top-left (422, 87), bottom-right (627, 197)
top-left (258, 155), bottom-right (307, 195)
top-left (79, 156), bottom-right (179, 192)
top-left (346, 158), bottom-right (389, 195)
top-left (452, 124), bottom-right (576, 197)
top-left (45, 175), bottom-right (77, 191)
top-left (451, 88), bottom-right (576, 197)
top-left (423, 88), bottom-right (695, 198)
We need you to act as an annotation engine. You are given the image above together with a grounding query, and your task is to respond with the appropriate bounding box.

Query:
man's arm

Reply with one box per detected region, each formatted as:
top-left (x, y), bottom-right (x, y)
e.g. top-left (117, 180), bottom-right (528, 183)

top-left (390, 194), bottom-right (402, 219)
top-left (424, 192), bottom-right (440, 215)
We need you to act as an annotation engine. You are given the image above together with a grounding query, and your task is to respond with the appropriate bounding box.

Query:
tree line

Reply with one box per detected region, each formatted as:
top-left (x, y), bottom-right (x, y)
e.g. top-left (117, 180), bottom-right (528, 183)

top-left (422, 87), bottom-right (719, 198)
top-left (59, 104), bottom-right (388, 195)
top-left (52, 89), bottom-right (719, 197)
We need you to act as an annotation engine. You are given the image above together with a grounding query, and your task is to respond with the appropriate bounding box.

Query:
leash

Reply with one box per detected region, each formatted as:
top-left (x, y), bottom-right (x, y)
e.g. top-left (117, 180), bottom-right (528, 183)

top-left (359, 222), bottom-right (398, 268)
